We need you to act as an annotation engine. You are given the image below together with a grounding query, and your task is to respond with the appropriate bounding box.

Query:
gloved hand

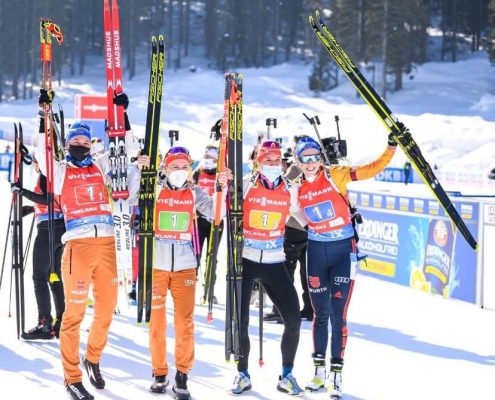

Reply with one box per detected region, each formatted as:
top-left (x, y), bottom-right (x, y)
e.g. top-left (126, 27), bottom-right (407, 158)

top-left (10, 182), bottom-right (24, 195)
top-left (387, 132), bottom-right (397, 148)
top-left (113, 92), bottom-right (129, 110)
top-left (38, 89), bottom-right (55, 106)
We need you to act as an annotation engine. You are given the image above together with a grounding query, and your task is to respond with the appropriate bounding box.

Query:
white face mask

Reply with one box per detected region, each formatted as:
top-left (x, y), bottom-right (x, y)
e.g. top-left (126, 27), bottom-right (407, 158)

top-left (203, 159), bottom-right (217, 170)
top-left (261, 165), bottom-right (283, 182)
top-left (168, 169), bottom-right (189, 187)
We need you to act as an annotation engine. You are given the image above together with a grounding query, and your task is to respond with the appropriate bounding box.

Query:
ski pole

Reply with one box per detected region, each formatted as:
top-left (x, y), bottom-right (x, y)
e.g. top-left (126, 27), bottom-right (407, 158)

top-left (169, 130), bottom-right (179, 148)
top-left (0, 203), bottom-right (13, 292)
top-left (23, 215), bottom-right (35, 270)
top-left (192, 212), bottom-right (203, 303)
top-left (8, 265), bottom-right (13, 317)
top-left (265, 118), bottom-right (277, 140)
top-left (259, 283), bottom-right (264, 367)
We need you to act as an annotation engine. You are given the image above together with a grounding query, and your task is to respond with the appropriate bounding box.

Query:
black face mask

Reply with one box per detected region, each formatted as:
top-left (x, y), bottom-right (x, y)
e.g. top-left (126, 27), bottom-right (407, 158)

top-left (68, 145), bottom-right (90, 161)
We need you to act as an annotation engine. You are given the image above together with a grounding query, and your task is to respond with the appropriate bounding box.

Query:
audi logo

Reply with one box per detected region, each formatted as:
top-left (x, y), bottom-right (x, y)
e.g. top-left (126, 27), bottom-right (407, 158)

top-left (335, 277), bottom-right (350, 283)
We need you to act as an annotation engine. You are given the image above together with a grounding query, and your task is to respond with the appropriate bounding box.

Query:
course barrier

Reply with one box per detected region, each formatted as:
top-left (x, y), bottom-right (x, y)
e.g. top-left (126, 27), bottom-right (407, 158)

top-left (348, 187), bottom-right (491, 307)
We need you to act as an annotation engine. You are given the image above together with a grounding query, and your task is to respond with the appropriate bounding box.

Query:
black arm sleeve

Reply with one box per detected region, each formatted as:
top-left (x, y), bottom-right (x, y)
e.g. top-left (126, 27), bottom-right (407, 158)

top-left (22, 189), bottom-right (48, 205)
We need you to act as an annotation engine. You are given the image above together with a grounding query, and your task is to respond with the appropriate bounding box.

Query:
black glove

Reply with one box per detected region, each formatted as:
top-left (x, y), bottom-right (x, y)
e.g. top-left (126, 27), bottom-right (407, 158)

top-left (113, 92), bottom-right (129, 110)
top-left (22, 205), bottom-right (35, 217)
top-left (387, 132), bottom-right (397, 148)
top-left (38, 89), bottom-right (54, 106)
top-left (10, 182), bottom-right (24, 195)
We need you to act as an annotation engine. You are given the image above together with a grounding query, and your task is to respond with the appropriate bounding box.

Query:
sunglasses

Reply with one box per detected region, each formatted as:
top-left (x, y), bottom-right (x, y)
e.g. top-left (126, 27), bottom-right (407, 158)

top-left (260, 140), bottom-right (281, 149)
top-left (299, 154), bottom-right (322, 164)
top-left (166, 146), bottom-right (190, 156)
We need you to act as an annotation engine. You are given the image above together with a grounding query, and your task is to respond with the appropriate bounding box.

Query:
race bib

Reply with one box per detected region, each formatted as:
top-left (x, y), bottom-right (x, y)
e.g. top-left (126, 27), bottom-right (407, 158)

top-left (304, 200), bottom-right (335, 223)
top-left (158, 211), bottom-right (190, 231)
top-left (74, 184), bottom-right (106, 205)
top-left (249, 210), bottom-right (282, 230)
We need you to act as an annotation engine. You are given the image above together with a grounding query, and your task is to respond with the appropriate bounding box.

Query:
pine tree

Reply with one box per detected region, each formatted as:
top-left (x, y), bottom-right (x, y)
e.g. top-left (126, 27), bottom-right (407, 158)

top-left (309, 48), bottom-right (338, 94)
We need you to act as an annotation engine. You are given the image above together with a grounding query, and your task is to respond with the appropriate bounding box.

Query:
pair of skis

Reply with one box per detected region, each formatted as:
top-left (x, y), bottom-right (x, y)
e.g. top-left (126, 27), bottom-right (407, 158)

top-left (104, 0), bottom-right (133, 301)
top-left (201, 120), bottom-right (222, 318)
top-left (309, 11), bottom-right (477, 250)
top-left (203, 74), bottom-right (244, 362)
top-left (137, 36), bottom-right (165, 325)
top-left (222, 73), bottom-right (244, 362)
top-left (39, 18), bottom-right (64, 295)
top-left (10, 124), bottom-right (30, 338)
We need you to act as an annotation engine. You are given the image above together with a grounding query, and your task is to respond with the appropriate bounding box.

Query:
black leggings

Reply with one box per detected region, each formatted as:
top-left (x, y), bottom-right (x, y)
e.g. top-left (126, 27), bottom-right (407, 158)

top-left (32, 220), bottom-right (65, 323)
top-left (237, 258), bottom-right (301, 372)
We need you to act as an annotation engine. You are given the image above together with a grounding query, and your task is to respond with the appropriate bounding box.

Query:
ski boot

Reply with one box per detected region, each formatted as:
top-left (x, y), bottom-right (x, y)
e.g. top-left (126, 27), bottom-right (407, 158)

top-left (305, 358), bottom-right (326, 391)
top-left (66, 381), bottom-right (94, 400)
top-left (82, 357), bottom-right (105, 389)
top-left (277, 373), bottom-right (305, 396)
top-left (230, 372), bottom-right (252, 395)
top-left (21, 319), bottom-right (54, 340)
top-left (173, 371), bottom-right (191, 400)
top-left (327, 363), bottom-right (343, 399)
top-left (150, 373), bottom-right (169, 394)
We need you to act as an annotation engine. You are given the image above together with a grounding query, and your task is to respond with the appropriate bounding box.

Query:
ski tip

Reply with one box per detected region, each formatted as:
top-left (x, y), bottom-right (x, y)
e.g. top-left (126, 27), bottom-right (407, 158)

top-left (158, 34), bottom-right (165, 42)
top-left (315, 10), bottom-right (320, 18)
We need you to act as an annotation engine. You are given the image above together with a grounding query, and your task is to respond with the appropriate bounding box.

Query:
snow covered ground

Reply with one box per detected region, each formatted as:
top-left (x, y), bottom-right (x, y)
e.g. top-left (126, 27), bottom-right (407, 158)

top-left (1, 32), bottom-right (495, 400)
top-left (1, 179), bottom-right (495, 400)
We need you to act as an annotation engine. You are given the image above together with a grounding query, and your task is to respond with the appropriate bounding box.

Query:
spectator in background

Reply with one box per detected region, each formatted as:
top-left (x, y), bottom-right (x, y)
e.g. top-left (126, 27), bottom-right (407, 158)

top-left (403, 161), bottom-right (412, 185)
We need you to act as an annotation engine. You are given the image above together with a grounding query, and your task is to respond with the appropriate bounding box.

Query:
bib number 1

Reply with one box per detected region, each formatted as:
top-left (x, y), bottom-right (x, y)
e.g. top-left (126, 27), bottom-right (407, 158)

top-left (304, 201), bottom-right (335, 223)
top-left (158, 211), bottom-right (190, 232)
top-left (249, 210), bottom-right (282, 230)
top-left (74, 184), bottom-right (106, 205)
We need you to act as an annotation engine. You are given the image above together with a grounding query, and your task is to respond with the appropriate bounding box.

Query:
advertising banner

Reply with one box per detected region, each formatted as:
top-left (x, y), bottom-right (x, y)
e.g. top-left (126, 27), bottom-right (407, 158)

top-left (374, 167), bottom-right (413, 184)
top-left (348, 190), bottom-right (479, 304)
top-left (74, 95), bottom-right (107, 120)
top-left (482, 203), bottom-right (495, 310)
top-left (0, 152), bottom-right (13, 172)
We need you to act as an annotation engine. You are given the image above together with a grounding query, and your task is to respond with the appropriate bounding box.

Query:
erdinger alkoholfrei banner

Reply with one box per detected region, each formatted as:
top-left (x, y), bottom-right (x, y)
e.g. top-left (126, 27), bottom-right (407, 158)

top-left (348, 190), bottom-right (479, 304)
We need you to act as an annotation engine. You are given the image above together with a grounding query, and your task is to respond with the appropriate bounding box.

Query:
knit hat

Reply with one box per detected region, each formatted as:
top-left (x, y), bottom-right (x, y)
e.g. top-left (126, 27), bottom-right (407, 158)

top-left (67, 122), bottom-right (92, 143)
top-left (295, 137), bottom-right (321, 157)
top-left (164, 146), bottom-right (192, 166)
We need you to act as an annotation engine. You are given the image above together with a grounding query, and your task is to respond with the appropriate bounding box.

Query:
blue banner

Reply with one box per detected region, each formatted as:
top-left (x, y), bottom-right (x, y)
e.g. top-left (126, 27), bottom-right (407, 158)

top-left (0, 152), bottom-right (13, 172)
top-left (375, 167), bottom-right (413, 183)
top-left (349, 190), bottom-right (479, 303)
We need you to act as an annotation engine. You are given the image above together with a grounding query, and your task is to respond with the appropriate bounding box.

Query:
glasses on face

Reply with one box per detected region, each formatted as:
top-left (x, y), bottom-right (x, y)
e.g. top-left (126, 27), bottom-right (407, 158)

top-left (260, 140), bottom-right (281, 149)
top-left (166, 147), bottom-right (190, 156)
top-left (299, 154), bottom-right (322, 164)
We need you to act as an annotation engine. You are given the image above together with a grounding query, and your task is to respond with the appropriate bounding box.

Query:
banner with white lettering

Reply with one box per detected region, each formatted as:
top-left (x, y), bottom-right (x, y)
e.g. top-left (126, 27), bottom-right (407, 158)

top-left (348, 190), bottom-right (479, 304)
